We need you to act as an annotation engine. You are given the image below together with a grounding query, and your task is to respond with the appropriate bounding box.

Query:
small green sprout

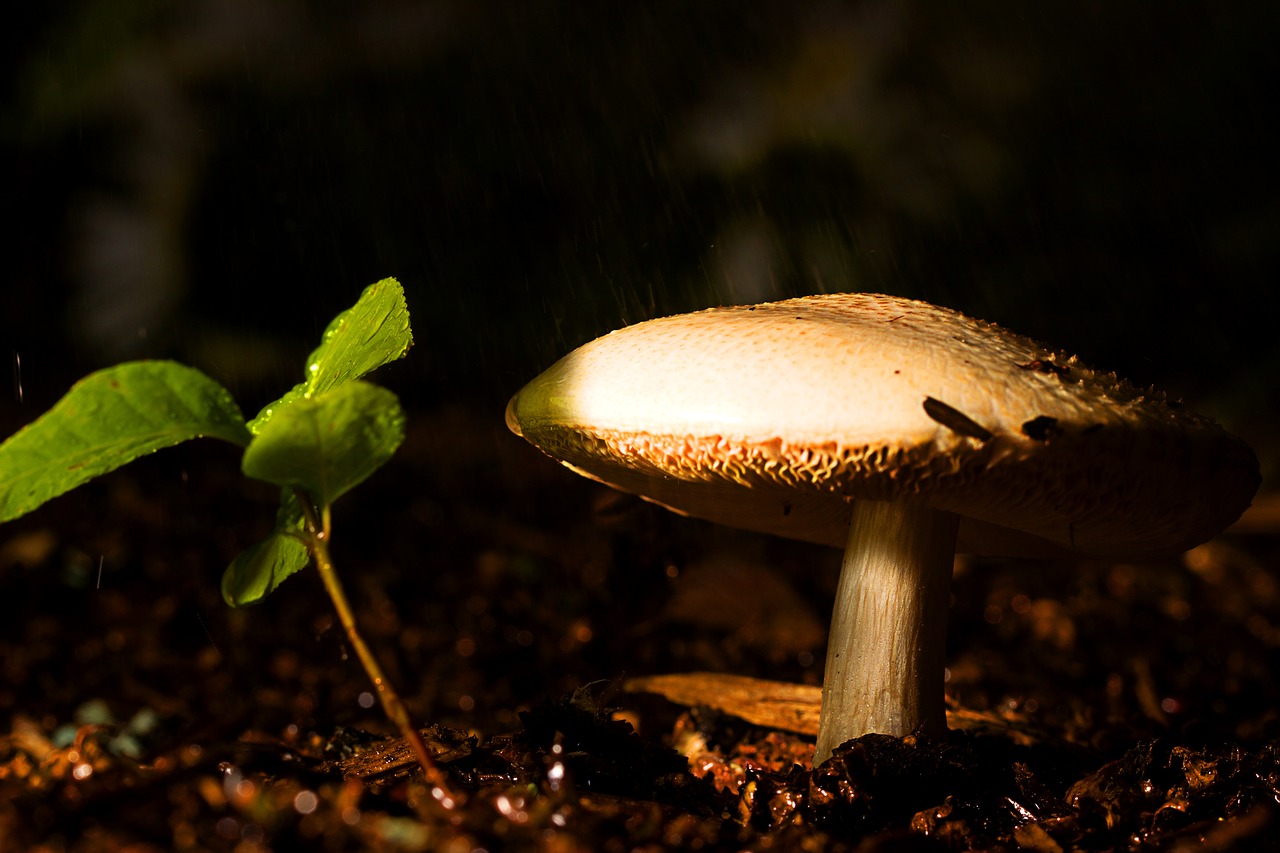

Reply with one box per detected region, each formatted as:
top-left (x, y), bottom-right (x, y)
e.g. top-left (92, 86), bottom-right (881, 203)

top-left (0, 278), bottom-right (453, 798)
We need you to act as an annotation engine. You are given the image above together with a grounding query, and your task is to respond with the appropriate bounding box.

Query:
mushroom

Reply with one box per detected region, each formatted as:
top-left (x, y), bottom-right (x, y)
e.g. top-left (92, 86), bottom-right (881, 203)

top-left (505, 293), bottom-right (1260, 763)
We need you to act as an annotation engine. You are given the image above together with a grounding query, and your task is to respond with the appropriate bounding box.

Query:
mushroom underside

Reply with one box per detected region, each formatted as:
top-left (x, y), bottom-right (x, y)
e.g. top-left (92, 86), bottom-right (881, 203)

top-left (532, 425), bottom-right (1257, 559)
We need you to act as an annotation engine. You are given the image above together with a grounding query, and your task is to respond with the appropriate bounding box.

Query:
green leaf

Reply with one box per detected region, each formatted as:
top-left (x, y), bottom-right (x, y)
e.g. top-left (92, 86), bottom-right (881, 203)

top-left (242, 381), bottom-right (405, 508)
top-left (222, 492), bottom-right (311, 606)
top-left (249, 277), bottom-right (412, 434)
top-left (0, 361), bottom-right (251, 522)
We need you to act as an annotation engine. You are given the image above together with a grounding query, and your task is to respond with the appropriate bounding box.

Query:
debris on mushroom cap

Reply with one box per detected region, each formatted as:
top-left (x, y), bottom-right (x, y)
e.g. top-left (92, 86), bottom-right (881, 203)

top-left (506, 293), bottom-right (1260, 559)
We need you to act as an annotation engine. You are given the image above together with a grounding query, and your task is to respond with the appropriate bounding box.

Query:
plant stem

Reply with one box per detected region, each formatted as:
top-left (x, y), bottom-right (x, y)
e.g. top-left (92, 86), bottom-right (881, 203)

top-left (297, 494), bottom-right (458, 803)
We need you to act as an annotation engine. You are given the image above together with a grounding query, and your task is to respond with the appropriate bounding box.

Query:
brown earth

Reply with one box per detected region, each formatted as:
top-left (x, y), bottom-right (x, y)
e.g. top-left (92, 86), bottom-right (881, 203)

top-left (2, 405), bottom-right (1278, 851)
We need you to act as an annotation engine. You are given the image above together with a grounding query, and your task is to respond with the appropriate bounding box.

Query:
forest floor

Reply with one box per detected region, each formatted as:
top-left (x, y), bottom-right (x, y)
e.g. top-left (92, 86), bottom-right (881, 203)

top-left (2, 404), bottom-right (1278, 851)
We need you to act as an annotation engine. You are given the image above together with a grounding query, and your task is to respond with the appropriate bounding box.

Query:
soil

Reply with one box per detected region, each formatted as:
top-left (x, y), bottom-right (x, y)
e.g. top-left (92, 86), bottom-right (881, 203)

top-left (2, 403), bottom-right (1278, 852)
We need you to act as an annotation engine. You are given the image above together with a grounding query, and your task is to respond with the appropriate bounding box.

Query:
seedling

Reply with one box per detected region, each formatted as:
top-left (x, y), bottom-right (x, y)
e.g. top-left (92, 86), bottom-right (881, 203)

top-left (0, 278), bottom-right (454, 797)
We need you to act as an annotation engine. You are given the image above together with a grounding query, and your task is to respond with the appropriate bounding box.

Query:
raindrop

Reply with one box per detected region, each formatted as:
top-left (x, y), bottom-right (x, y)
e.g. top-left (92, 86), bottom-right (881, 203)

top-left (293, 790), bottom-right (319, 814)
top-left (547, 761), bottom-right (566, 792)
top-left (220, 762), bottom-right (243, 801)
top-left (215, 817), bottom-right (239, 840)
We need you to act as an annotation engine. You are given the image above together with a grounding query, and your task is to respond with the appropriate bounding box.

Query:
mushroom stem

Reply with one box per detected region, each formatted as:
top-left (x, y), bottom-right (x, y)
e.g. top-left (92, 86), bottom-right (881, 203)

top-left (815, 500), bottom-right (959, 763)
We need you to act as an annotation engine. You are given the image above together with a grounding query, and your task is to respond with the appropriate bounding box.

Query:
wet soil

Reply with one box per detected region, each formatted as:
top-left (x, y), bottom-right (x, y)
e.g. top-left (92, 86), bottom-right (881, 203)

top-left (2, 404), bottom-right (1278, 851)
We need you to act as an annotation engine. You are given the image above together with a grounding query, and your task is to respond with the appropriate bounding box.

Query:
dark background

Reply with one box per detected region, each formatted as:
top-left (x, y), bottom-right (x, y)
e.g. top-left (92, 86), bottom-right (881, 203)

top-left (2, 10), bottom-right (1280, 846)
top-left (5, 2), bottom-right (1277, 466)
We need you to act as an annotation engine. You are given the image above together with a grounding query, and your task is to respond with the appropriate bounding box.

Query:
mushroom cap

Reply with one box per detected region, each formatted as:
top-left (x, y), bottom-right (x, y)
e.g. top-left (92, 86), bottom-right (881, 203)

top-left (507, 293), bottom-right (1259, 558)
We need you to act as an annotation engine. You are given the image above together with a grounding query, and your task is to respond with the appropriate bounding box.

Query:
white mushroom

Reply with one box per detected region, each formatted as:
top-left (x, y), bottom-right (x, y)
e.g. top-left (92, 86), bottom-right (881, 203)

top-left (505, 293), bottom-right (1259, 763)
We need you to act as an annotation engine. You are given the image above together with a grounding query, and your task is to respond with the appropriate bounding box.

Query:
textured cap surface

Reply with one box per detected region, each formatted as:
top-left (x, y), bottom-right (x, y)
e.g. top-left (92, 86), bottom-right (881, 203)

top-left (507, 293), bottom-right (1259, 557)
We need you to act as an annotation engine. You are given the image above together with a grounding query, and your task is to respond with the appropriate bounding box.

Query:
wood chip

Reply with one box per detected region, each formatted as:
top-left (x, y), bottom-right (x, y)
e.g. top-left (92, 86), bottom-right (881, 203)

top-left (625, 672), bottom-right (822, 735)
top-left (625, 672), bottom-right (1027, 739)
